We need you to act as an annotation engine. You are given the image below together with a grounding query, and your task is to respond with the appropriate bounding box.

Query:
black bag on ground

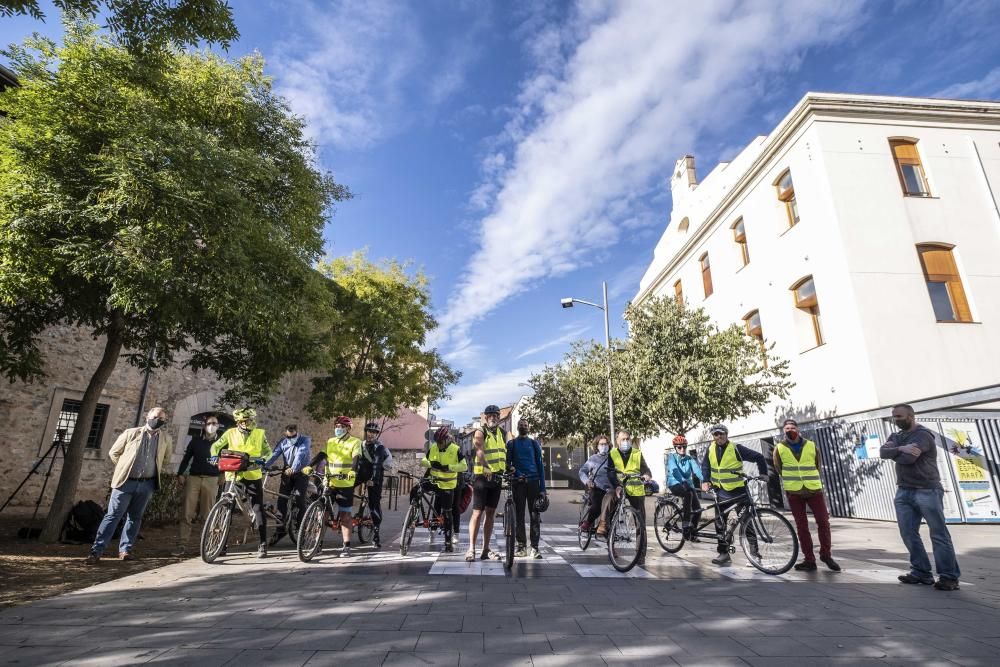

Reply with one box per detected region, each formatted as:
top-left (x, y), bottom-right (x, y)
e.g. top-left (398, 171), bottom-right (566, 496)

top-left (61, 500), bottom-right (104, 543)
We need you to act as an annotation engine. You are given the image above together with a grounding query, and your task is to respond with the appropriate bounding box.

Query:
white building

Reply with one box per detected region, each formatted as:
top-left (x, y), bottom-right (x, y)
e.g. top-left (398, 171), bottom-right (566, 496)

top-left (634, 93), bottom-right (1000, 521)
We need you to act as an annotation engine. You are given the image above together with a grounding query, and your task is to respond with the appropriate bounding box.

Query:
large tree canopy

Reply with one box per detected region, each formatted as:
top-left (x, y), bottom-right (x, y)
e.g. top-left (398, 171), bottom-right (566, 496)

top-left (0, 0), bottom-right (238, 53)
top-left (0, 20), bottom-right (347, 540)
top-left (307, 251), bottom-right (460, 422)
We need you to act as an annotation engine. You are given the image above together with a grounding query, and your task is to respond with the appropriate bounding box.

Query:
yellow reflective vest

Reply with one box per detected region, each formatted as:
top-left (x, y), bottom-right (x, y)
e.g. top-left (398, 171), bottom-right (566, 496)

top-left (473, 427), bottom-right (507, 475)
top-left (776, 439), bottom-right (823, 492)
top-left (610, 448), bottom-right (645, 497)
top-left (422, 442), bottom-right (465, 490)
top-left (212, 427), bottom-right (271, 481)
top-left (324, 435), bottom-right (362, 488)
top-left (708, 442), bottom-right (744, 492)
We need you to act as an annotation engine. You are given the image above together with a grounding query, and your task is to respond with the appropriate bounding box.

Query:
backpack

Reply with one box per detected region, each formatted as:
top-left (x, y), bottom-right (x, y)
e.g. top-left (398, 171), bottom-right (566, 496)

top-left (61, 500), bottom-right (104, 544)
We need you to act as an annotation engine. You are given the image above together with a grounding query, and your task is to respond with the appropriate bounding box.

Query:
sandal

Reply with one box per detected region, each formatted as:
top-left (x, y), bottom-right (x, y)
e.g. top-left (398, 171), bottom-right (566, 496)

top-left (465, 549), bottom-right (475, 562)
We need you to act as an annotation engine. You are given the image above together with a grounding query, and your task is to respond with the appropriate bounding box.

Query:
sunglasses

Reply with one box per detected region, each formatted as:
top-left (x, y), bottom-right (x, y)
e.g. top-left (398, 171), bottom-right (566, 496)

top-left (674, 444), bottom-right (687, 449)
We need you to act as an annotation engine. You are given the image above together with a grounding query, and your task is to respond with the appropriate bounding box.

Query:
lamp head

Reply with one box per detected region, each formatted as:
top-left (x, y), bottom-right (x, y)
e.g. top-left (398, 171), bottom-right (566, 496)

top-left (560, 298), bottom-right (574, 309)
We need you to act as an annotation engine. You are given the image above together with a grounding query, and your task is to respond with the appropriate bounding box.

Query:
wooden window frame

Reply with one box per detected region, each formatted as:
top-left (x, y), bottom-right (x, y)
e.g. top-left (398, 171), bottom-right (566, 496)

top-left (889, 138), bottom-right (931, 197)
top-left (791, 276), bottom-right (823, 347)
top-left (743, 309), bottom-right (766, 366)
top-left (699, 253), bottom-right (713, 298)
top-left (774, 169), bottom-right (799, 228)
top-left (732, 218), bottom-right (749, 266)
top-left (677, 217), bottom-right (690, 233)
top-left (916, 243), bottom-right (972, 322)
top-left (674, 279), bottom-right (683, 306)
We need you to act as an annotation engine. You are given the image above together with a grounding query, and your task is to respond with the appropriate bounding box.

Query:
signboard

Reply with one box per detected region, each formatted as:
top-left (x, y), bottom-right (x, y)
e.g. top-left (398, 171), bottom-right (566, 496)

top-left (854, 434), bottom-right (881, 460)
top-left (928, 431), bottom-right (965, 522)
top-left (939, 422), bottom-right (1000, 523)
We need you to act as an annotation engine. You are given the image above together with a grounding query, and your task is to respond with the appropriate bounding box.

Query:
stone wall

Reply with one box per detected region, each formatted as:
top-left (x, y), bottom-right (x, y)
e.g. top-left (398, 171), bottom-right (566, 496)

top-left (0, 325), bottom-right (337, 515)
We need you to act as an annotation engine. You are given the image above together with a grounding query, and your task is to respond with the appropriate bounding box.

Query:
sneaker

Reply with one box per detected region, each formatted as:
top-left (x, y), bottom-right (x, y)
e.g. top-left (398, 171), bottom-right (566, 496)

top-left (529, 547), bottom-right (542, 559)
top-left (445, 543), bottom-right (454, 553)
top-left (933, 577), bottom-right (960, 591)
top-left (373, 538), bottom-right (381, 550)
top-left (465, 550), bottom-right (476, 562)
top-left (898, 573), bottom-right (934, 585)
top-left (480, 550), bottom-right (501, 561)
top-left (579, 520), bottom-right (591, 532)
top-left (794, 560), bottom-right (817, 572)
top-left (712, 553), bottom-right (732, 566)
top-left (451, 535), bottom-right (460, 545)
top-left (821, 556), bottom-right (842, 572)
top-left (119, 552), bottom-right (135, 561)
top-left (339, 547), bottom-right (352, 558)
top-left (514, 546), bottom-right (527, 558)
top-left (596, 521), bottom-right (607, 537)
top-left (84, 553), bottom-right (100, 565)
top-left (256, 545), bottom-right (268, 559)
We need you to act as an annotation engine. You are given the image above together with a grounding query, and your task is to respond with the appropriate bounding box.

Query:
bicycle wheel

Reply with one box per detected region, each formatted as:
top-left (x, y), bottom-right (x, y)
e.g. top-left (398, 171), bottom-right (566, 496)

top-left (654, 500), bottom-right (685, 554)
top-left (356, 498), bottom-right (374, 544)
top-left (740, 508), bottom-right (798, 575)
top-left (296, 500), bottom-right (326, 562)
top-left (503, 501), bottom-right (515, 569)
top-left (608, 505), bottom-right (642, 572)
top-left (286, 502), bottom-right (301, 547)
top-left (200, 500), bottom-right (232, 564)
top-left (400, 503), bottom-right (418, 556)
top-left (578, 496), bottom-right (592, 551)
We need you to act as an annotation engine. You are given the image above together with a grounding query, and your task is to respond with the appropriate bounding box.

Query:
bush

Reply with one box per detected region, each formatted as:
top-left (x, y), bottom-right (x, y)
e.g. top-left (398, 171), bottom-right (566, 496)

top-left (145, 474), bottom-right (184, 527)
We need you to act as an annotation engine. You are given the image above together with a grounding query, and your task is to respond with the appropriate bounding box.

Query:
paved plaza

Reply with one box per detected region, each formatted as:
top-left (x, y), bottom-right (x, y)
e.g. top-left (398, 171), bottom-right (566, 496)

top-left (1, 490), bottom-right (998, 666)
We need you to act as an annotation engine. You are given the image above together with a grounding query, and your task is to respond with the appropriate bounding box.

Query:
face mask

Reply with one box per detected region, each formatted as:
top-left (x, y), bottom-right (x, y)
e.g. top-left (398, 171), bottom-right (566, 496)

top-left (786, 430), bottom-right (799, 441)
top-left (894, 418), bottom-right (911, 430)
top-left (147, 417), bottom-right (165, 430)
top-left (205, 424), bottom-right (218, 435)
top-left (598, 444), bottom-right (609, 455)
top-left (286, 434), bottom-right (297, 443)
top-left (334, 427), bottom-right (347, 438)
top-left (619, 441), bottom-right (632, 452)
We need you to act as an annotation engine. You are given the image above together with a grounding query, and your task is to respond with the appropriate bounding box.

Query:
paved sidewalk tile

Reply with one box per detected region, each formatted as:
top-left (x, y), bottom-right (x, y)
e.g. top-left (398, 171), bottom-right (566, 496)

top-left (145, 647), bottom-right (240, 665)
top-left (304, 650), bottom-right (387, 666)
top-left (223, 649), bottom-right (316, 666)
top-left (343, 629), bottom-right (419, 652)
top-left (462, 615), bottom-right (522, 633)
top-left (275, 629), bottom-right (355, 651)
top-left (483, 633), bottom-right (550, 655)
top-left (419, 630), bottom-right (484, 653)
top-left (383, 651), bottom-right (460, 666)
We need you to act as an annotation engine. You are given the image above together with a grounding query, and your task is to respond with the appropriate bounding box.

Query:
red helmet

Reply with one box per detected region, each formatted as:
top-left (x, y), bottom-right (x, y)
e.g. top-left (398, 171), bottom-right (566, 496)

top-left (335, 416), bottom-right (353, 429)
top-left (672, 434), bottom-right (688, 446)
top-left (434, 426), bottom-right (451, 443)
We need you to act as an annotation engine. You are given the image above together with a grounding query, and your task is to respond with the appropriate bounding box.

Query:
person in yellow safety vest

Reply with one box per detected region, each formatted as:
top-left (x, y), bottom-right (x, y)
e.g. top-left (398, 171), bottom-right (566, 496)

top-left (211, 407), bottom-right (272, 559)
top-left (465, 404), bottom-right (507, 562)
top-left (773, 418), bottom-right (840, 572)
top-left (420, 426), bottom-right (468, 553)
top-left (302, 415), bottom-right (361, 558)
top-left (700, 424), bottom-right (768, 567)
top-left (609, 429), bottom-right (652, 566)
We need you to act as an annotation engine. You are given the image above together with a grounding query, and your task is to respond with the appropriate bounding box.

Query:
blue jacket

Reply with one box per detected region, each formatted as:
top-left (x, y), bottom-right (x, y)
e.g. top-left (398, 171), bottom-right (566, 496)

top-left (506, 436), bottom-right (546, 492)
top-left (666, 452), bottom-right (703, 489)
top-left (265, 435), bottom-right (313, 474)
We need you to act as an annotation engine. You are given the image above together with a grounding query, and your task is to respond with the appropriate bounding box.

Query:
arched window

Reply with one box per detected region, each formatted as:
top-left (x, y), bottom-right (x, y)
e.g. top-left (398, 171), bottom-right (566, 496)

top-left (743, 309), bottom-right (766, 366)
top-left (673, 279), bottom-right (683, 306)
top-left (791, 276), bottom-right (823, 348)
top-left (678, 217), bottom-right (690, 233)
top-left (890, 139), bottom-right (930, 196)
top-left (774, 169), bottom-right (799, 228)
top-left (916, 244), bottom-right (971, 322)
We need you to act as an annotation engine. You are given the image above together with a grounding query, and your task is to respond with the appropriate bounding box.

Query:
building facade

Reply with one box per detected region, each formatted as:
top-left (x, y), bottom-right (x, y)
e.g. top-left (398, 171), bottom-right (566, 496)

top-left (634, 93), bottom-right (1000, 522)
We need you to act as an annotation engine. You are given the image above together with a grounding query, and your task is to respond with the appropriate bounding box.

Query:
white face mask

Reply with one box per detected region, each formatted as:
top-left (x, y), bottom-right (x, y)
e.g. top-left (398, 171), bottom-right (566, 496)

top-left (334, 427), bottom-right (347, 438)
top-left (286, 434), bottom-right (297, 443)
top-left (205, 424), bottom-right (218, 435)
top-left (619, 441), bottom-right (632, 452)
top-left (598, 444), bottom-right (609, 455)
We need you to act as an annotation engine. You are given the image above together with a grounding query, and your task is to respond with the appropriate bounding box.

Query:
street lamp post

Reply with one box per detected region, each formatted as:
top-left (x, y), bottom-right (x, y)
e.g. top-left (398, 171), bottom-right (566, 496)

top-left (560, 281), bottom-right (616, 440)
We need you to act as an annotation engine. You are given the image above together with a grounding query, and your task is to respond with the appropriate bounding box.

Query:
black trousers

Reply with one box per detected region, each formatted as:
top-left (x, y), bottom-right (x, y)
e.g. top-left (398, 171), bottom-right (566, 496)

top-left (585, 487), bottom-right (608, 524)
top-left (243, 478), bottom-right (266, 546)
top-left (368, 482), bottom-right (383, 530)
top-left (715, 488), bottom-right (750, 554)
top-left (513, 479), bottom-right (541, 548)
top-left (276, 473), bottom-right (309, 532)
top-left (450, 484), bottom-right (464, 538)
top-left (627, 494), bottom-right (647, 555)
top-left (669, 484), bottom-right (702, 526)
top-left (433, 488), bottom-right (455, 539)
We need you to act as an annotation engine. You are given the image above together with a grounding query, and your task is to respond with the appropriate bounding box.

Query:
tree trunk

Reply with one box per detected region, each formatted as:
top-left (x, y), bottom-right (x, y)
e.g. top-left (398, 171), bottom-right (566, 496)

top-left (39, 314), bottom-right (125, 543)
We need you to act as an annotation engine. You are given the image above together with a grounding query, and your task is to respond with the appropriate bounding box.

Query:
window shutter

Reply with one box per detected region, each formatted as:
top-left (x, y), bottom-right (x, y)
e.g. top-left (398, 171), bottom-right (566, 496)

top-left (891, 141), bottom-right (920, 164)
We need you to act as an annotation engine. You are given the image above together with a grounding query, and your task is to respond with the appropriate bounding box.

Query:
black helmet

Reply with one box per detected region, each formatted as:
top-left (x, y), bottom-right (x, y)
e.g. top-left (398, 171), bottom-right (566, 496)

top-left (364, 422), bottom-right (379, 433)
top-left (484, 404), bottom-right (501, 416)
top-left (534, 494), bottom-right (549, 513)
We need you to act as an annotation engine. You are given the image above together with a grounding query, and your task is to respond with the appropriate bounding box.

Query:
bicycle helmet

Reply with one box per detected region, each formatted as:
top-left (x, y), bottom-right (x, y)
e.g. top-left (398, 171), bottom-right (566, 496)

top-left (335, 416), bottom-right (353, 428)
top-left (534, 494), bottom-right (549, 513)
top-left (709, 423), bottom-right (728, 435)
top-left (364, 422), bottom-right (379, 432)
top-left (484, 404), bottom-right (501, 416)
top-left (434, 426), bottom-right (451, 443)
top-left (672, 434), bottom-right (688, 446)
top-left (233, 407), bottom-right (257, 423)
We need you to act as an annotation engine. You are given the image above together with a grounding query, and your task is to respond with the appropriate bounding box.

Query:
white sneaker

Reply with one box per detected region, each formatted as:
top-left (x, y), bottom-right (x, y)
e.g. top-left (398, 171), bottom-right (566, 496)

top-left (451, 535), bottom-right (460, 545)
top-left (530, 547), bottom-right (542, 559)
top-left (339, 547), bottom-right (352, 558)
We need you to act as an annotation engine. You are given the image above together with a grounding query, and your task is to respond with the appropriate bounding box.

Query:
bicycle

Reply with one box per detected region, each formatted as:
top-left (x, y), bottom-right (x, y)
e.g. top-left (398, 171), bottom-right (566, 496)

top-left (493, 470), bottom-right (526, 570)
top-left (578, 486), bottom-right (594, 550)
top-left (653, 472), bottom-right (798, 575)
top-left (295, 471), bottom-right (356, 562)
top-left (200, 453), bottom-right (269, 564)
top-left (399, 477), bottom-right (448, 556)
top-left (353, 482), bottom-right (376, 545)
top-left (261, 466), bottom-right (310, 547)
top-left (606, 473), bottom-right (646, 572)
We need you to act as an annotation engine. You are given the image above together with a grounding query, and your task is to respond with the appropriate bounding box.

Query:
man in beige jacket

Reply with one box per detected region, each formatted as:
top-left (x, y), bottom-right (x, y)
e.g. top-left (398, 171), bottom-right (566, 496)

top-left (85, 407), bottom-right (172, 564)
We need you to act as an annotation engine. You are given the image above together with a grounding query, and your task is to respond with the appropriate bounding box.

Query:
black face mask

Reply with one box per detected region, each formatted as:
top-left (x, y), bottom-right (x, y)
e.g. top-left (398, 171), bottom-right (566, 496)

top-left (517, 427), bottom-right (529, 436)
top-left (147, 417), bottom-right (165, 430)
top-left (894, 418), bottom-right (911, 430)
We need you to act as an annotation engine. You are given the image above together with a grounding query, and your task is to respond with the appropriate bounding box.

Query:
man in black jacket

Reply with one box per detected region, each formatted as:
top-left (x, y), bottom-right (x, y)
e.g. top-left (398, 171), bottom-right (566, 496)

top-left (175, 415), bottom-right (221, 554)
top-left (357, 422), bottom-right (393, 548)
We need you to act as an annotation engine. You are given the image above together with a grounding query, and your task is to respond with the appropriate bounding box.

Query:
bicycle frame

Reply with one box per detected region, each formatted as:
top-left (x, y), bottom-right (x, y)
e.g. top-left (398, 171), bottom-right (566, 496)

top-left (684, 477), bottom-right (776, 548)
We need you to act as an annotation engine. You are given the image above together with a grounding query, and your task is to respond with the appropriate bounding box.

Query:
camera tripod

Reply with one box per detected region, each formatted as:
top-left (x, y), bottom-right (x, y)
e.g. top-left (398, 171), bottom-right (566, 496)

top-left (0, 431), bottom-right (68, 535)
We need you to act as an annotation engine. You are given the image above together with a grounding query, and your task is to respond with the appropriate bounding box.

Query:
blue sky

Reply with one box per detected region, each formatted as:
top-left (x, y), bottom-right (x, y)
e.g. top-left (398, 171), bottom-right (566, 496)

top-left (4, 1), bottom-right (1000, 423)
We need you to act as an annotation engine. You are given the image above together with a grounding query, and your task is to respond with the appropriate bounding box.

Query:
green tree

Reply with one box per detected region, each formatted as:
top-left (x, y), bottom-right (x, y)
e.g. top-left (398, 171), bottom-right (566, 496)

top-left (0, 0), bottom-right (238, 53)
top-left (0, 21), bottom-right (348, 541)
top-left (306, 251), bottom-right (460, 423)
top-left (619, 297), bottom-right (793, 437)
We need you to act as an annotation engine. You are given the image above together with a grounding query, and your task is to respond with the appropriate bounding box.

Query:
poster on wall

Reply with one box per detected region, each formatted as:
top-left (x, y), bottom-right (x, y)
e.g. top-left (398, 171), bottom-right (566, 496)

top-left (938, 422), bottom-right (1000, 523)
top-left (927, 431), bottom-right (965, 522)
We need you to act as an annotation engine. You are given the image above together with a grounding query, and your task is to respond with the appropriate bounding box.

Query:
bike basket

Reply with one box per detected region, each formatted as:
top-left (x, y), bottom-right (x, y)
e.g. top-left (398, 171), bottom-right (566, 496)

top-left (217, 450), bottom-right (250, 472)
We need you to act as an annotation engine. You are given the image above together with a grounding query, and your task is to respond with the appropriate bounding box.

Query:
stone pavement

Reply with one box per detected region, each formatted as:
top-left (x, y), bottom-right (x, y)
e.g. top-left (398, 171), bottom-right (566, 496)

top-left (1, 490), bottom-right (999, 666)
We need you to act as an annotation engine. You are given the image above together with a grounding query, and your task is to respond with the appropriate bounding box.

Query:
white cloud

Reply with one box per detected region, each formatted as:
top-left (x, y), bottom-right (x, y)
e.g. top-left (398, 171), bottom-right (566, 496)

top-left (515, 323), bottom-right (591, 360)
top-left (436, 364), bottom-right (544, 423)
top-left (435, 0), bottom-right (864, 353)
top-left (933, 67), bottom-right (1000, 100)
